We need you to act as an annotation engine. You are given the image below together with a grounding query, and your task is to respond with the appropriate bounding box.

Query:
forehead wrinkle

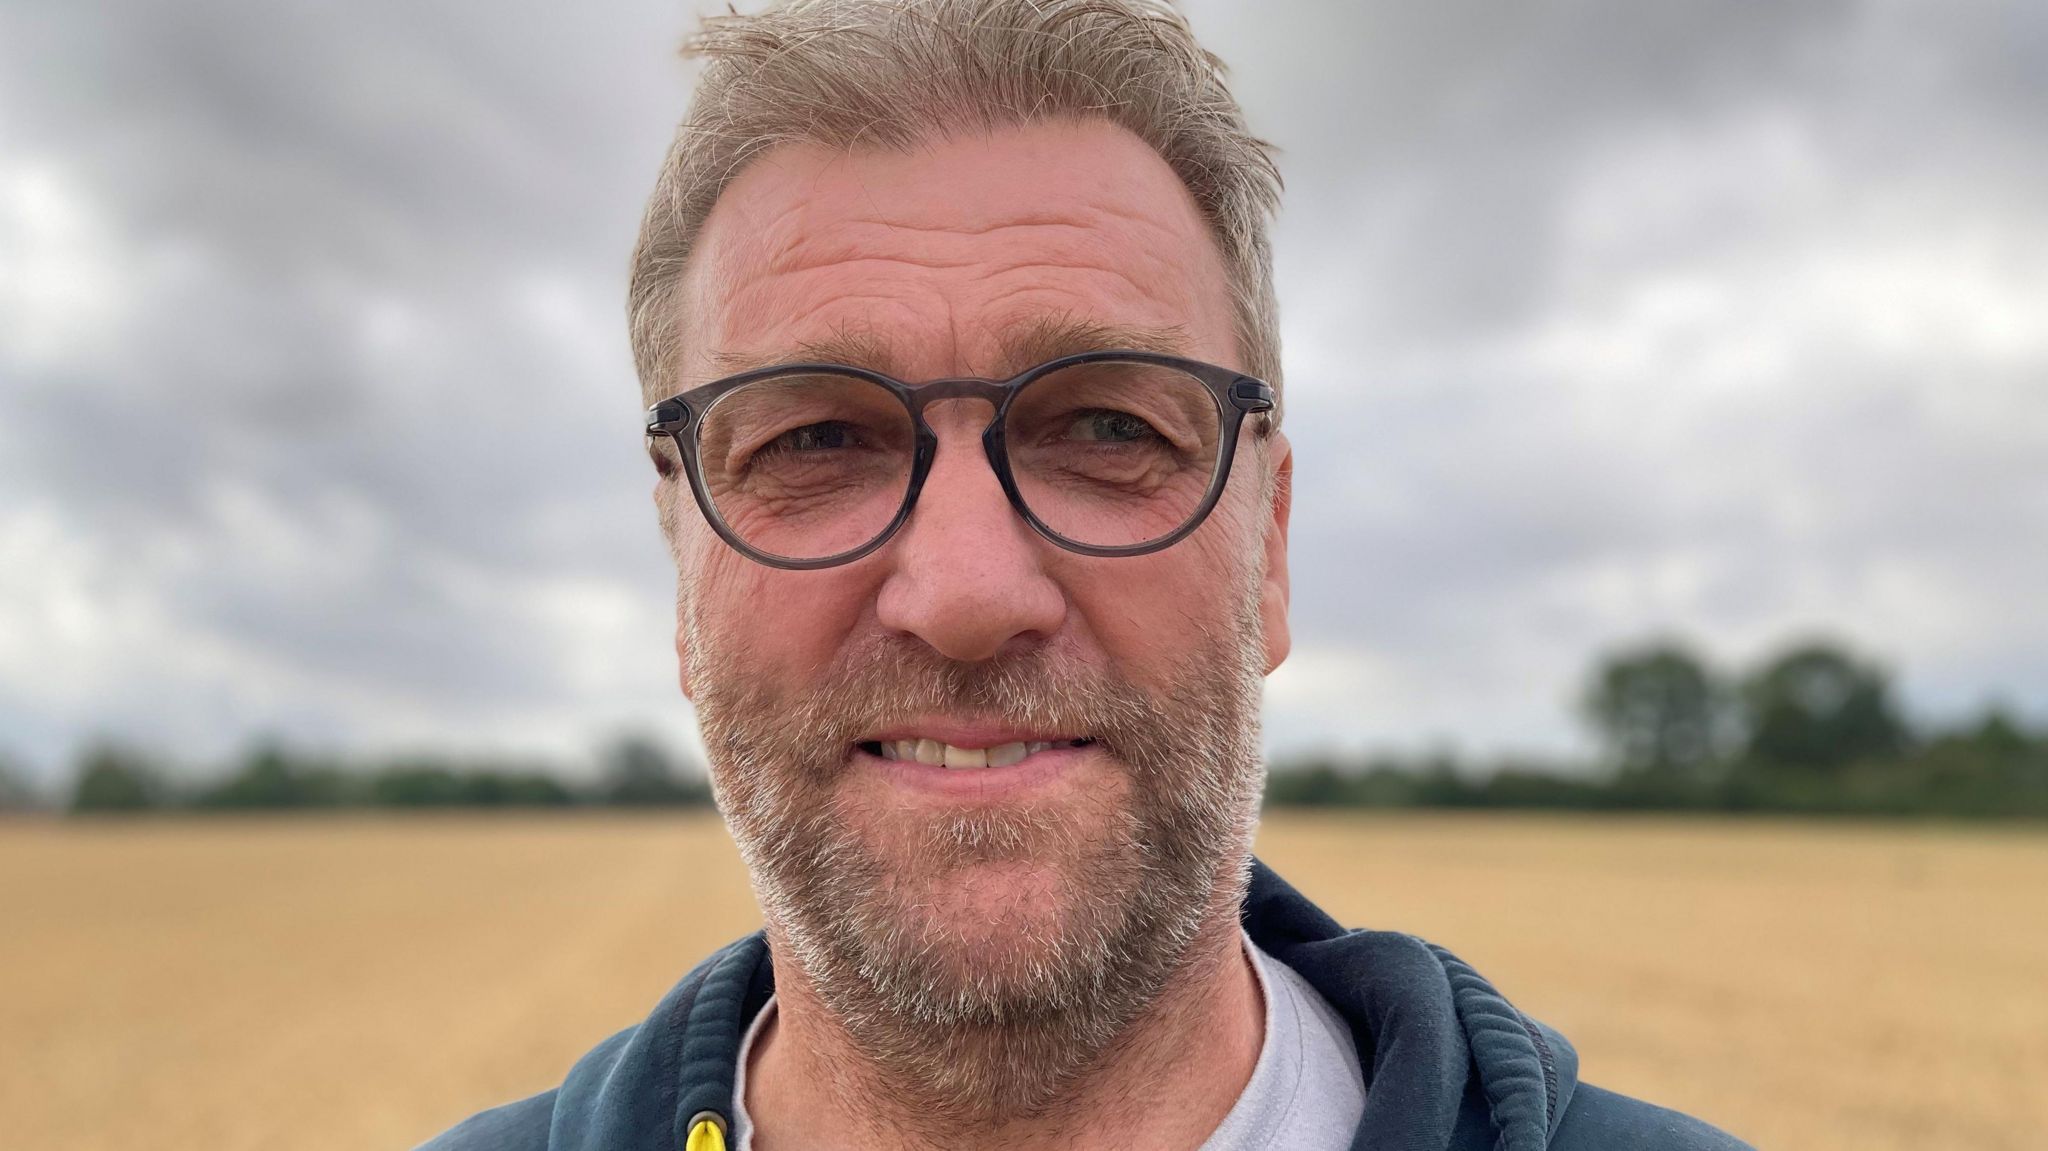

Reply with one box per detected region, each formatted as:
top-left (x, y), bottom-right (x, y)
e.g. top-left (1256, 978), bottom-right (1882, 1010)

top-left (991, 315), bottom-right (1192, 376)
top-left (707, 322), bottom-right (905, 377)
top-left (700, 194), bottom-right (1220, 383)
top-left (851, 213), bottom-right (1105, 237)
top-left (762, 222), bottom-right (1181, 301)
top-left (969, 259), bottom-right (1179, 317)
top-left (708, 312), bottom-right (1194, 385)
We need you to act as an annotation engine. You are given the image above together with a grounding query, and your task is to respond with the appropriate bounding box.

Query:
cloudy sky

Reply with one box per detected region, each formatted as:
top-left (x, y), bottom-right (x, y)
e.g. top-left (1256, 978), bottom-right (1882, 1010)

top-left (3, 0), bottom-right (2044, 785)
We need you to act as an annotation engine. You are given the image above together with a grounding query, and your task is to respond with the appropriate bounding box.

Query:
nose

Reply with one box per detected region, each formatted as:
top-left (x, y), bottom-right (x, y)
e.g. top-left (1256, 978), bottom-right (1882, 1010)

top-left (872, 406), bottom-right (1067, 663)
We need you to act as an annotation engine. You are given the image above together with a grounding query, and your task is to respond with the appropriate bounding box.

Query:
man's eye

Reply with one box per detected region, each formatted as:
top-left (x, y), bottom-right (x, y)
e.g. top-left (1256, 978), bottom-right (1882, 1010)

top-left (1065, 409), bottom-right (1158, 444)
top-left (764, 422), bottom-right (858, 454)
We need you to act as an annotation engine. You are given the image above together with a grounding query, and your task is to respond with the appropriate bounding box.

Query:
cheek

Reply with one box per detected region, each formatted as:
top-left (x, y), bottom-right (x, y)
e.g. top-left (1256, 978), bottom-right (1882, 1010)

top-left (1064, 544), bottom-right (1249, 681)
top-left (1061, 454), bottom-right (1270, 671)
top-left (687, 537), bottom-right (876, 678)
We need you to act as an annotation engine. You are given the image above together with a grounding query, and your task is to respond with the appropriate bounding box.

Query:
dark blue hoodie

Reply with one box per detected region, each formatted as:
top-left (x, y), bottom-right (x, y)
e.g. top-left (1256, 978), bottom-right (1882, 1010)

top-left (419, 860), bottom-right (1752, 1150)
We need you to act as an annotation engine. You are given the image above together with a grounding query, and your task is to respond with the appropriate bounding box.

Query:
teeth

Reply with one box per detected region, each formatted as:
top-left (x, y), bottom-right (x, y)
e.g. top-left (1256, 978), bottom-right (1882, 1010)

top-left (985, 742), bottom-right (1027, 768)
top-left (942, 745), bottom-right (987, 769)
top-left (869, 738), bottom-right (1085, 767)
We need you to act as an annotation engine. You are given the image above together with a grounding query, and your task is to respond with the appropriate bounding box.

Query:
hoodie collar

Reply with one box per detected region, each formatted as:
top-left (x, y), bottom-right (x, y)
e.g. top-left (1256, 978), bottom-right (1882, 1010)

top-left (576, 857), bottom-right (1578, 1151)
top-left (1241, 859), bottom-right (1580, 1150)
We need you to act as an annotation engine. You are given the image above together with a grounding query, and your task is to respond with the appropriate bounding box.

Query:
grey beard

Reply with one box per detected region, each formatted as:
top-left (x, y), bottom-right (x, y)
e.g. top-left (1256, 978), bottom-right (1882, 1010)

top-left (692, 606), bottom-right (1267, 1130)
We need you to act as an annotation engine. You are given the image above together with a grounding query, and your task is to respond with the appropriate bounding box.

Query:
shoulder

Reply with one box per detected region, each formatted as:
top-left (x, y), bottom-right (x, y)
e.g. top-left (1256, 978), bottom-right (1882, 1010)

top-left (413, 1089), bottom-right (556, 1151)
top-left (410, 935), bottom-right (772, 1151)
top-left (1552, 1083), bottom-right (1755, 1150)
top-left (412, 1024), bottom-right (641, 1151)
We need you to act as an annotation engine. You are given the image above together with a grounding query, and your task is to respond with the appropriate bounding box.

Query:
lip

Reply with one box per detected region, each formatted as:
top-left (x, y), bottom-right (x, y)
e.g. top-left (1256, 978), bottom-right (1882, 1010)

top-left (856, 717), bottom-right (1089, 749)
top-left (854, 740), bottom-right (1095, 801)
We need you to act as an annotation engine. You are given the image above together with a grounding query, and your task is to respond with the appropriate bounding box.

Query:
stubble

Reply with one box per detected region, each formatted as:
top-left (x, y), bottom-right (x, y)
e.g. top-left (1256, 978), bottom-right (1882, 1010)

top-left (690, 590), bottom-right (1267, 1129)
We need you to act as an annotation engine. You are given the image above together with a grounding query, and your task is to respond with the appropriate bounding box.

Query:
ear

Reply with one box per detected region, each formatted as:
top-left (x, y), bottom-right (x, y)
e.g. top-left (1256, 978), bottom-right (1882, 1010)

top-left (1258, 432), bottom-right (1292, 675)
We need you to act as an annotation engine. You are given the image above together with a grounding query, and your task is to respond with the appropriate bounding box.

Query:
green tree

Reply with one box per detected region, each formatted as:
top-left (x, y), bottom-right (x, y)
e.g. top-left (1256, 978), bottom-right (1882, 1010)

top-left (368, 764), bottom-right (466, 807)
top-left (0, 749), bottom-right (40, 811)
top-left (1740, 640), bottom-right (1909, 772)
top-left (1582, 640), bottom-right (1728, 779)
top-left (1957, 706), bottom-right (2032, 759)
top-left (194, 741), bottom-right (361, 809)
top-left (455, 769), bottom-right (574, 807)
top-left (1263, 763), bottom-right (1352, 806)
top-left (598, 734), bottom-right (711, 807)
top-left (69, 743), bottom-right (164, 813)
top-left (201, 742), bottom-right (307, 808)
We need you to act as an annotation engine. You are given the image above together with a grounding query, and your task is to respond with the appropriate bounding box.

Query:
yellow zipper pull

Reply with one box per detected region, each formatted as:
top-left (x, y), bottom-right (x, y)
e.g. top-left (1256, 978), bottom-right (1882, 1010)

top-left (685, 1114), bottom-right (728, 1151)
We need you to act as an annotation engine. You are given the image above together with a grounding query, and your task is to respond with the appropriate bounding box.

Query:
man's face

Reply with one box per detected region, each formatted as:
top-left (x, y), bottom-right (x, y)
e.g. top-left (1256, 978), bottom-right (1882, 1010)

top-left (665, 118), bottom-right (1291, 1110)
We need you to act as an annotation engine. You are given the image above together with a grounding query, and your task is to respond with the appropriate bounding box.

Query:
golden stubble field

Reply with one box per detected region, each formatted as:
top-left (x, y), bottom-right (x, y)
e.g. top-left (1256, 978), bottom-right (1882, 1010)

top-left (2, 811), bottom-right (2044, 1150)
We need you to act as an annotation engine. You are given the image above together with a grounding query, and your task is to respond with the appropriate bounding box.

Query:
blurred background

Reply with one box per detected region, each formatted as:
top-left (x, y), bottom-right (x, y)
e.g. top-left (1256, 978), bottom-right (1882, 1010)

top-left (2, 1), bottom-right (2045, 1149)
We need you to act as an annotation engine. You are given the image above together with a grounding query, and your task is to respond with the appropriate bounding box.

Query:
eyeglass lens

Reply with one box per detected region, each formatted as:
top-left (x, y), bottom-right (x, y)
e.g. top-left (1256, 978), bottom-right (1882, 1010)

top-left (691, 359), bottom-right (1224, 563)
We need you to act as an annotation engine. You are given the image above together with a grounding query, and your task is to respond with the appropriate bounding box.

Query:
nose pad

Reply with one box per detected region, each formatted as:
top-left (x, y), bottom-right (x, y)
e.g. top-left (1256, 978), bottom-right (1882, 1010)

top-left (979, 421), bottom-right (1007, 479)
top-left (897, 393), bottom-right (1037, 549)
top-left (915, 395), bottom-right (1000, 443)
top-left (912, 396), bottom-right (1006, 489)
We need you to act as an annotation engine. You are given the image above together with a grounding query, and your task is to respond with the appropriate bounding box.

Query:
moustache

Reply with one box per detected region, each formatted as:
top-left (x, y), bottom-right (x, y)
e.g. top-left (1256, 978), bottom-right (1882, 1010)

top-left (712, 635), bottom-right (1167, 782)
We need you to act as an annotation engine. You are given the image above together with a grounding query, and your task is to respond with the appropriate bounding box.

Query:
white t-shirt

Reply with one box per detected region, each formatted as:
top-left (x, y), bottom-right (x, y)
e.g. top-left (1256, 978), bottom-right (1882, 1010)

top-left (729, 933), bottom-right (1366, 1150)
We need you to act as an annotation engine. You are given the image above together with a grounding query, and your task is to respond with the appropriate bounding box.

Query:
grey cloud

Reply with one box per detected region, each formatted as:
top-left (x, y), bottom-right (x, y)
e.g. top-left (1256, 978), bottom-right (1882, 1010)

top-left (0, 0), bottom-right (696, 777)
top-left (3, 0), bottom-right (2045, 781)
top-left (1176, 0), bottom-right (2048, 754)
top-left (1189, 0), bottom-right (1868, 342)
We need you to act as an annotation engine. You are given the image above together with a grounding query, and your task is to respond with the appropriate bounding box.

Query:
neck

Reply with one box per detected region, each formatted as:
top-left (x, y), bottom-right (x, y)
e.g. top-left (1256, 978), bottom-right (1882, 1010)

top-left (744, 908), bottom-right (1263, 1151)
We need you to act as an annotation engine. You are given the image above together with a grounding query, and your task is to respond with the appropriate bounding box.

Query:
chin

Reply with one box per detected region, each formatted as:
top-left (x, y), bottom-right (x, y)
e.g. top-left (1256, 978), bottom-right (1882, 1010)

top-left (918, 857), bottom-right (1079, 946)
top-left (855, 801), bottom-right (1138, 981)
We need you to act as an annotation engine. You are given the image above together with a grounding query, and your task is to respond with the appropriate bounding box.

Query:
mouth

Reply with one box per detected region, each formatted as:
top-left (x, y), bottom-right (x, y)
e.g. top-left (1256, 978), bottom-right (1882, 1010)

top-left (855, 736), bottom-right (1096, 770)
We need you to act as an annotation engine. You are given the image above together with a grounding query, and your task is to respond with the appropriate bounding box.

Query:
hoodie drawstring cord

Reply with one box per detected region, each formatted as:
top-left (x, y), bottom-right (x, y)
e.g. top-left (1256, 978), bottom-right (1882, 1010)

top-left (686, 1114), bottom-right (727, 1151)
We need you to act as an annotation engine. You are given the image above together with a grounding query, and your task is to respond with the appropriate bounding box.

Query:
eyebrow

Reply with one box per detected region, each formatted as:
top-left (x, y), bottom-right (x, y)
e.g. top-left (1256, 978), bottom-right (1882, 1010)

top-left (706, 328), bottom-right (896, 378)
top-left (997, 316), bottom-right (1192, 374)
top-left (703, 316), bottom-right (1193, 382)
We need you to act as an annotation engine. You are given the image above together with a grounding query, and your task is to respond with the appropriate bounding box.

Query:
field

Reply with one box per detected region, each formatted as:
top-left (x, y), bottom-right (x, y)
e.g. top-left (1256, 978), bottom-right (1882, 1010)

top-left (2, 812), bottom-right (2044, 1150)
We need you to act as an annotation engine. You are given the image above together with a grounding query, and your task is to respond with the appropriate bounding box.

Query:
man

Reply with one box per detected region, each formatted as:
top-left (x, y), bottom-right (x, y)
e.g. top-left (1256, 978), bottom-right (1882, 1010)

top-left (425, 1), bottom-right (1749, 1148)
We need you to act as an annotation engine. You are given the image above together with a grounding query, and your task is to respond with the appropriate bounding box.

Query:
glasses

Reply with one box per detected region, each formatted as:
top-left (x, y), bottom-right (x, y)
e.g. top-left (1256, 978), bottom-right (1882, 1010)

top-left (645, 350), bottom-right (1275, 570)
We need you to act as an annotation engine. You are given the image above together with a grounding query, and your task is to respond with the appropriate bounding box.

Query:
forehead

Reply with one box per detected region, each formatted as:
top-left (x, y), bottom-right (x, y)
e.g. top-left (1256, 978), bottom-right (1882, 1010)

top-left (678, 118), bottom-right (1239, 382)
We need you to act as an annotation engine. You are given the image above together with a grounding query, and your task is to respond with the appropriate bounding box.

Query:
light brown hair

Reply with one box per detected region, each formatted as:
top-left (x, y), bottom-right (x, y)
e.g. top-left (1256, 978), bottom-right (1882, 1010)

top-left (628, 0), bottom-right (1285, 423)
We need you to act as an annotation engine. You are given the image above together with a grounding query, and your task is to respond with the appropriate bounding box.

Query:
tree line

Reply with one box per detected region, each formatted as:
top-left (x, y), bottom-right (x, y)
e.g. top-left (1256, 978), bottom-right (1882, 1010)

top-left (2, 636), bottom-right (2041, 819)
top-left (17, 734), bottom-right (713, 815)
top-left (1267, 637), bottom-right (2048, 817)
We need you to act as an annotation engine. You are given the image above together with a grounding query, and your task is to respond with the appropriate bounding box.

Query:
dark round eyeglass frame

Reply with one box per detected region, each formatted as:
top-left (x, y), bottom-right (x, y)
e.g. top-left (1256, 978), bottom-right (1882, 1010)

top-left (645, 349), bottom-right (1277, 571)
